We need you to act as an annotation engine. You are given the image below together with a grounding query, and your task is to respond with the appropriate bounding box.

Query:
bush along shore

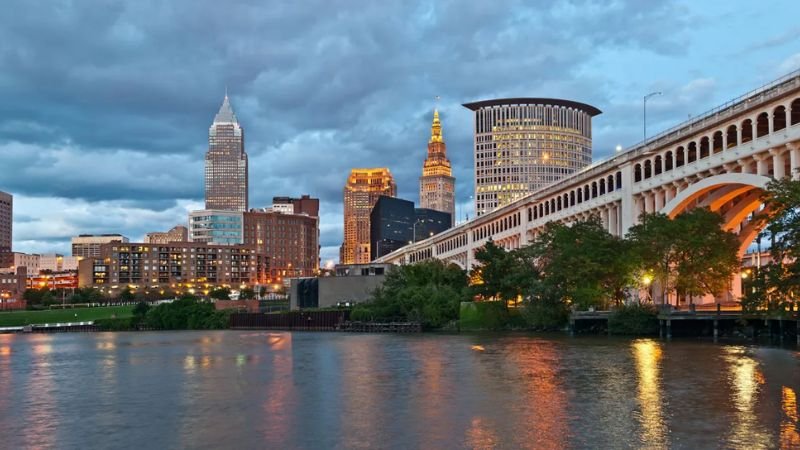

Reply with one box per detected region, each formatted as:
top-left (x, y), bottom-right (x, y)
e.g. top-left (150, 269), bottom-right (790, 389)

top-left (94, 296), bottom-right (230, 331)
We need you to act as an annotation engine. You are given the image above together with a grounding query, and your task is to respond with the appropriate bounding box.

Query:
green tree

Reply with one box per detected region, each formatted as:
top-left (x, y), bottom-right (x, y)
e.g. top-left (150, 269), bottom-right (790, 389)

top-left (747, 178), bottom-right (800, 312)
top-left (470, 240), bottom-right (525, 306)
top-left (671, 208), bottom-right (740, 302)
top-left (119, 288), bottom-right (135, 303)
top-left (239, 287), bottom-right (256, 300)
top-left (352, 260), bottom-right (470, 329)
top-left (133, 301), bottom-right (151, 317)
top-left (628, 209), bottom-right (740, 305)
top-left (529, 217), bottom-right (636, 310)
top-left (209, 287), bottom-right (231, 300)
top-left (627, 213), bottom-right (678, 303)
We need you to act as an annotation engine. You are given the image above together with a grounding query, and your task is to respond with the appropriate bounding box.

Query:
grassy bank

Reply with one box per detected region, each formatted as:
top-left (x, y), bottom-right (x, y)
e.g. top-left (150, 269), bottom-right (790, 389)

top-left (0, 306), bottom-right (134, 327)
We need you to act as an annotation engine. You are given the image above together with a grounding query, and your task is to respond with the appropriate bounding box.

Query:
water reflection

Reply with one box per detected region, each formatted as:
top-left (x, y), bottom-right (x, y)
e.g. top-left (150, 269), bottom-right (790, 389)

top-left (724, 347), bottom-right (770, 449)
top-left (24, 335), bottom-right (57, 449)
top-left (465, 416), bottom-right (499, 450)
top-left (633, 339), bottom-right (667, 448)
top-left (781, 386), bottom-right (800, 449)
top-left (261, 332), bottom-right (295, 445)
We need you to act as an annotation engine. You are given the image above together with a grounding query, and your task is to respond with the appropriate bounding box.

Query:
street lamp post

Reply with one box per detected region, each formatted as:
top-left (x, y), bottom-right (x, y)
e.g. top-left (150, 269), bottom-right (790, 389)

top-left (643, 91), bottom-right (662, 142)
top-left (412, 219), bottom-right (422, 243)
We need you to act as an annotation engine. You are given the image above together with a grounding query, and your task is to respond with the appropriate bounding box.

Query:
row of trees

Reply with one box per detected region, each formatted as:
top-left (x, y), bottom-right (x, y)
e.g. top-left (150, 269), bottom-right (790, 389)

top-left (23, 285), bottom-right (265, 310)
top-left (97, 296), bottom-right (231, 331)
top-left (742, 178), bottom-right (800, 314)
top-left (355, 206), bottom-right (742, 330)
top-left (473, 207), bottom-right (740, 312)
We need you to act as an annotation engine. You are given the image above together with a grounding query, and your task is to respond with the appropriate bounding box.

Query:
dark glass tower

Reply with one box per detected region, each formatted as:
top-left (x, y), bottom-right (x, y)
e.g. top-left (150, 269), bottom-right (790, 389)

top-left (205, 94), bottom-right (248, 211)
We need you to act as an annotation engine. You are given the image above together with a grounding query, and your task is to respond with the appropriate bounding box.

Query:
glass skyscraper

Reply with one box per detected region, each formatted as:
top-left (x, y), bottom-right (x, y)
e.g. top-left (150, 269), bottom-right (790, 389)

top-left (205, 94), bottom-right (248, 211)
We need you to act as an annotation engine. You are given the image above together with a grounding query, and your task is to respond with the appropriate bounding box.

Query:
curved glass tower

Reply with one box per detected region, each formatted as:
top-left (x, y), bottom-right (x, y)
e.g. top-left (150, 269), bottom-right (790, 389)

top-left (463, 98), bottom-right (601, 216)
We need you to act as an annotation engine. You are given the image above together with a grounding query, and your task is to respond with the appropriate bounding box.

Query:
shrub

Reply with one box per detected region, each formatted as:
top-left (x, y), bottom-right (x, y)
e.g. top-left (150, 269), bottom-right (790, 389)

top-left (522, 299), bottom-right (569, 330)
top-left (608, 303), bottom-right (659, 335)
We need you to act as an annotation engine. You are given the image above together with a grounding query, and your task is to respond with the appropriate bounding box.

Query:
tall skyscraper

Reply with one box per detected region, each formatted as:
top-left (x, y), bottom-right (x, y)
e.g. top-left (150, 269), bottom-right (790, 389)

top-left (0, 191), bottom-right (11, 255)
top-left (419, 109), bottom-right (456, 222)
top-left (205, 93), bottom-right (248, 211)
top-left (463, 98), bottom-right (601, 216)
top-left (340, 168), bottom-right (396, 264)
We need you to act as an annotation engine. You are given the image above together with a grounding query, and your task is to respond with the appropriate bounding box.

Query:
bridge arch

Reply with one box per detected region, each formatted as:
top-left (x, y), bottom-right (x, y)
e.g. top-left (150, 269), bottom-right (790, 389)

top-left (661, 173), bottom-right (771, 219)
top-left (660, 172), bottom-right (772, 257)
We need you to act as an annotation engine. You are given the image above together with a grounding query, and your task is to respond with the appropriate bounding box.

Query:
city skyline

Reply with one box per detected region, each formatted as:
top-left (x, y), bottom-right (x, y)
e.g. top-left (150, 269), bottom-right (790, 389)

top-left (1, 1), bottom-right (799, 265)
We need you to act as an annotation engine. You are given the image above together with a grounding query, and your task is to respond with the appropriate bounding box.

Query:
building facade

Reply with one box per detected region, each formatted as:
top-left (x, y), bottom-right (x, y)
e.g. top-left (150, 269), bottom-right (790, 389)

top-left (243, 204), bottom-right (319, 282)
top-left (38, 254), bottom-right (80, 272)
top-left (463, 98), bottom-right (601, 216)
top-left (205, 94), bottom-right (248, 211)
top-left (289, 263), bottom-right (392, 310)
top-left (341, 168), bottom-right (397, 264)
top-left (72, 234), bottom-right (129, 258)
top-left (189, 210), bottom-right (244, 245)
top-left (12, 252), bottom-right (40, 274)
top-left (145, 225), bottom-right (188, 244)
top-left (0, 191), bottom-right (11, 254)
top-left (369, 196), bottom-right (453, 260)
top-left (0, 266), bottom-right (27, 310)
top-left (0, 191), bottom-right (12, 268)
top-left (370, 196), bottom-right (415, 260)
top-left (419, 109), bottom-right (455, 221)
top-left (78, 241), bottom-right (267, 296)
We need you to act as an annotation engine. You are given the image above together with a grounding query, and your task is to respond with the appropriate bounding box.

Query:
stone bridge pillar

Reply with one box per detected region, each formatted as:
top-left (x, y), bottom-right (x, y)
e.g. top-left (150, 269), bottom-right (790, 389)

top-left (620, 163), bottom-right (635, 234)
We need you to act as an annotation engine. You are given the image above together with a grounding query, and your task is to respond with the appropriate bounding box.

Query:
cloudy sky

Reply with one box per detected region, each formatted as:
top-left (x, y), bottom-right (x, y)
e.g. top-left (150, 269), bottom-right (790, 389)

top-left (2, 0), bottom-right (799, 264)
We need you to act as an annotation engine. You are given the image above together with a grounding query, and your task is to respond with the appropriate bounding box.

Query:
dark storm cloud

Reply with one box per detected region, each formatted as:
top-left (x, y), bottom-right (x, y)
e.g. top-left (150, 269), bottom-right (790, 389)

top-left (0, 0), bottom-right (707, 259)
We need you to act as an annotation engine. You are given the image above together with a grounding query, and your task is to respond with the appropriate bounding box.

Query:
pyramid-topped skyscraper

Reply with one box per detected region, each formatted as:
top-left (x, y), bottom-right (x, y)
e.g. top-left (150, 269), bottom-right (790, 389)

top-left (205, 93), bottom-right (248, 211)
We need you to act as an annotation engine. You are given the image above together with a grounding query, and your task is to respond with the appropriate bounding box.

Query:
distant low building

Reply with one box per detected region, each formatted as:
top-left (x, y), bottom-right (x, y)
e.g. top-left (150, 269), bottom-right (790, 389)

top-left (27, 271), bottom-right (78, 290)
top-left (289, 263), bottom-right (392, 310)
top-left (72, 234), bottom-right (129, 258)
top-left (145, 225), bottom-right (188, 244)
top-left (0, 266), bottom-right (27, 310)
top-left (39, 254), bottom-right (80, 272)
top-left (12, 252), bottom-right (40, 274)
top-left (78, 241), bottom-right (268, 297)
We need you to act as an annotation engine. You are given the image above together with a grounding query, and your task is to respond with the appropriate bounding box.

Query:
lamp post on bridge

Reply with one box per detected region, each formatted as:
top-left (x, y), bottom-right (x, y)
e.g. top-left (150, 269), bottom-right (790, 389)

top-left (644, 91), bottom-right (662, 142)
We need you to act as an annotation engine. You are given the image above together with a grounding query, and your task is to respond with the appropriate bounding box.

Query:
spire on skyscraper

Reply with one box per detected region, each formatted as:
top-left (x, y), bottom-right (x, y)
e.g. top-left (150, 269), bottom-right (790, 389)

top-left (213, 92), bottom-right (238, 124)
top-left (430, 109), bottom-right (443, 143)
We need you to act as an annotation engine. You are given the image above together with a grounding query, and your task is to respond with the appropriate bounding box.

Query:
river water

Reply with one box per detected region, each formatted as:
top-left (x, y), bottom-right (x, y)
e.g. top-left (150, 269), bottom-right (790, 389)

top-left (0, 331), bottom-right (797, 449)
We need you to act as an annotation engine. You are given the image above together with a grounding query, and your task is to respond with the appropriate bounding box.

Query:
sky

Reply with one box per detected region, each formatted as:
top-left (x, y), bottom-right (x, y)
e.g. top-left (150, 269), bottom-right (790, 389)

top-left (1, 0), bottom-right (799, 265)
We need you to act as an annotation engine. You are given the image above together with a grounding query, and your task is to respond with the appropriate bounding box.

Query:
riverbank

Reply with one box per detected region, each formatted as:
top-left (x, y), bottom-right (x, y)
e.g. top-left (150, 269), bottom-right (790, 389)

top-left (0, 305), bottom-right (134, 327)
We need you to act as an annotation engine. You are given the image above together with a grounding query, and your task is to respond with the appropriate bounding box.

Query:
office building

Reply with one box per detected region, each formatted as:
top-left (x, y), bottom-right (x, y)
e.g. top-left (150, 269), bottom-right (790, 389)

top-left (463, 98), bottom-right (601, 215)
top-left (189, 210), bottom-right (243, 245)
top-left (72, 234), bottom-right (129, 258)
top-left (39, 254), bottom-right (80, 272)
top-left (78, 241), bottom-right (268, 296)
top-left (0, 191), bottom-right (11, 268)
top-left (12, 252), bottom-right (40, 274)
top-left (419, 109), bottom-right (455, 221)
top-left (369, 196), bottom-right (452, 260)
top-left (205, 93), bottom-right (248, 211)
top-left (244, 201), bottom-right (320, 282)
top-left (145, 225), bottom-right (188, 244)
top-left (272, 195), bottom-right (319, 217)
top-left (341, 168), bottom-right (396, 264)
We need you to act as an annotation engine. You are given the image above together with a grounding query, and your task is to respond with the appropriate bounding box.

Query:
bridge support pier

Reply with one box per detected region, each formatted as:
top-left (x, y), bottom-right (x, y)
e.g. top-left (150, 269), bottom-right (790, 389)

top-left (713, 319), bottom-right (719, 342)
top-left (666, 319), bottom-right (672, 340)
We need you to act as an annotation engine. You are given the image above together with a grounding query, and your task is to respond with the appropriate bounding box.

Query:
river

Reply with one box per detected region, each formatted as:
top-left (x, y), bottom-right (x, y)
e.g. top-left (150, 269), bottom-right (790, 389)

top-left (0, 331), bottom-right (797, 449)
